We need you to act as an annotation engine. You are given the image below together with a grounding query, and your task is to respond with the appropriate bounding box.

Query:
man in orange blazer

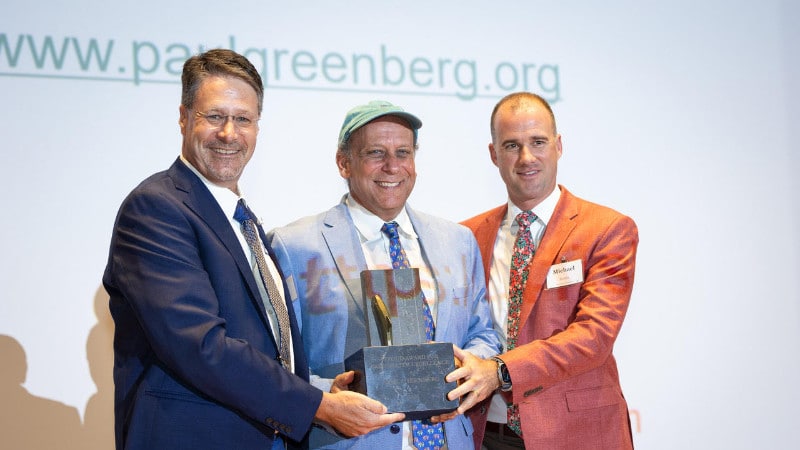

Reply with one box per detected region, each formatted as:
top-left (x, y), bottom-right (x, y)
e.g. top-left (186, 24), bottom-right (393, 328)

top-left (443, 92), bottom-right (638, 449)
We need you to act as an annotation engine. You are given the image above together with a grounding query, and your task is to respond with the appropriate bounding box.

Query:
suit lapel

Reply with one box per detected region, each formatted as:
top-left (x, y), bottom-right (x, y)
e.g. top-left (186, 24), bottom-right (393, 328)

top-left (408, 207), bottom-right (451, 339)
top-left (168, 160), bottom-right (270, 327)
top-left (518, 189), bottom-right (579, 330)
top-left (320, 204), bottom-right (370, 321)
top-left (476, 205), bottom-right (507, 289)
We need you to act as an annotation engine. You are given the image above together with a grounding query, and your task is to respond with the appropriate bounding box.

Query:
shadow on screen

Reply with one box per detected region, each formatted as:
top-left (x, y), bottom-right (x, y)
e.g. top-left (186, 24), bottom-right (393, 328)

top-left (0, 285), bottom-right (115, 449)
top-left (0, 334), bottom-right (85, 448)
top-left (83, 285), bottom-right (115, 449)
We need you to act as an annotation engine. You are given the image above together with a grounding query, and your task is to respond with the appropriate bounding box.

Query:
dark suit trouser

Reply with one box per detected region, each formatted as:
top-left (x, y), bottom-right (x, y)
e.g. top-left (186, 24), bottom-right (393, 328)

top-left (482, 422), bottom-right (525, 449)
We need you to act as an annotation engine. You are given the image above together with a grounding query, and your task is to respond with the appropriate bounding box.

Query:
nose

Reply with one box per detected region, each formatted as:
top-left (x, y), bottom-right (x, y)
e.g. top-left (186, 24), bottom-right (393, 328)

top-left (216, 118), bottom-right (238, 142)
top-left (518, 145), bottom-right (537, 163)
top-left (381, 152), bottom-right (402, 173)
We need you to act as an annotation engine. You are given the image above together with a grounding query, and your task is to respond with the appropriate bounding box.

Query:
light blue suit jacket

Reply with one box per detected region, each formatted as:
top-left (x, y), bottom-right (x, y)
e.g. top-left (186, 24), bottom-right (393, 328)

top-left (267, 199), bottom-right (500, 449)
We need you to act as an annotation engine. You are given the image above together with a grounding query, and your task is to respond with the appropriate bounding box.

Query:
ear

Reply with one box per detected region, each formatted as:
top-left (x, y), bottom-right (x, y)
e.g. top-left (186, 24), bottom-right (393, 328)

top-left (489, 143), bottom-right (499, 167)
top-left (179, 105), bottom-right (188, 136)
top-left (555, 134), bottom-right (563, 159)
top-left (336, 151), bottom-right (350, 179)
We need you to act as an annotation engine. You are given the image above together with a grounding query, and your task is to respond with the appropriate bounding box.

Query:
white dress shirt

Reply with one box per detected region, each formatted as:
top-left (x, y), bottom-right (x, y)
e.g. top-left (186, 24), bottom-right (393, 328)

top-left (486, 187), bottom-right (561, 423)
top-left (345, 194), bottom-right (439, 322)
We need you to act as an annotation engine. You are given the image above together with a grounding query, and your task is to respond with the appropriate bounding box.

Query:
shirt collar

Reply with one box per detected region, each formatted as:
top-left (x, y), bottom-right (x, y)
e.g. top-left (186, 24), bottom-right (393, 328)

top-left (344, 194), bottom-right (417, 243)
top-left (505, 185), bottom-right (562, 229)
top-left (180, 156), bottom-right (243, 222)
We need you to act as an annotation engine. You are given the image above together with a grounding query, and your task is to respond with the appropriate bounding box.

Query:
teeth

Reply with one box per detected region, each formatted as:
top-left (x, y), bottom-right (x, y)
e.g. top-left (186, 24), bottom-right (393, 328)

top-left (377, 181), bottom-right (400, 187)
top-left (213, 148), bottom-right (238, 155)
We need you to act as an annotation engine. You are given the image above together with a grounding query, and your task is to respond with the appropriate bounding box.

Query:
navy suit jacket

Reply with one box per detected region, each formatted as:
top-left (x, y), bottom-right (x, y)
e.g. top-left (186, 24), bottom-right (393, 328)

top-left (267, 199), bottom-right (501, 449)
top-left (103, 158), bottom-right (322, 449)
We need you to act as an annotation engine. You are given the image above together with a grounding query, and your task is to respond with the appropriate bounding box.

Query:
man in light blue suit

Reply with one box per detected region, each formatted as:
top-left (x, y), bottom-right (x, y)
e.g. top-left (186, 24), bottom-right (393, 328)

top-left (267, 100), bottom-right (501, 449)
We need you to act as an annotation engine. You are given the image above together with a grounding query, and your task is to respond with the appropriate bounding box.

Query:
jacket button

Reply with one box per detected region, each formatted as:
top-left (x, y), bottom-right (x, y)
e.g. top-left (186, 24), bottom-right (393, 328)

top-left (390, 424), bottom-right (401, 434)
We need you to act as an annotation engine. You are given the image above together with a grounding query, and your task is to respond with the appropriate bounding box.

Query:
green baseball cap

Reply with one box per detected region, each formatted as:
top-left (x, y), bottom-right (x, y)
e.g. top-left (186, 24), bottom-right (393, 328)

top-left (338, 100), bottom-right (423, 148)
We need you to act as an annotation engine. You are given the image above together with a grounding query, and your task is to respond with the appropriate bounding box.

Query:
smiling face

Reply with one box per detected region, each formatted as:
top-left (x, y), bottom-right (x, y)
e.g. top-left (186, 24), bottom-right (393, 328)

top-left (179, 75), bottom-right (259, 194)
top-left (336, 115), bottom-right (417, 221)
top-left (489, 97), bottom-right (562, 211)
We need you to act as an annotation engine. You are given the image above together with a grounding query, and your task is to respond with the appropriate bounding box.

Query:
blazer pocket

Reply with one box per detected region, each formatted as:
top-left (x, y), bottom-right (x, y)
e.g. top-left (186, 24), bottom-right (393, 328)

top-left (451, 286), bottom-right (469, 306)
top-left (546, 282), bottom-right (581, 302)
top-left (565, 385), bottom-right (623, 412)
top-left (145, 388), bottom-right (215, 406)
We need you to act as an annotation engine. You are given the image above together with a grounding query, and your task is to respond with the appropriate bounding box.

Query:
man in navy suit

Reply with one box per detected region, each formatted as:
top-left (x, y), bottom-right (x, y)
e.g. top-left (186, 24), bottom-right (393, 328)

top-left (103, 49), bottom-right (403, 450)
top-left (267, 100), bottom-right (501, 449)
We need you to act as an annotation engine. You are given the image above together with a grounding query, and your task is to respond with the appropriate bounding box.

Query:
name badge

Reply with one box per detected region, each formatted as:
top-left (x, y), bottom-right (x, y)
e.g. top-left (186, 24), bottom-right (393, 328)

top-left (546, 259), bottom-right (583, 289)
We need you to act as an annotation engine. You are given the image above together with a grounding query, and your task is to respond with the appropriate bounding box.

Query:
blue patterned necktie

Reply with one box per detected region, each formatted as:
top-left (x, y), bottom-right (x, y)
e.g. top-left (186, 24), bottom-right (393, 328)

top-left (380, 221), bottom-right (444, 450)
top-left (234, 199), bottom-right (292, 369)
top-left (506, 210), bottom-right (537, 436)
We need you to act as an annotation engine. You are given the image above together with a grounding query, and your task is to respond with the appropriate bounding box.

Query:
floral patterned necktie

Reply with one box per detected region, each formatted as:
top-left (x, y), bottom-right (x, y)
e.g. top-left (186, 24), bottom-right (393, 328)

top-left (506, 210), bottom-right (537, 436)
top-left (381, 222), bottom-right (445, 450)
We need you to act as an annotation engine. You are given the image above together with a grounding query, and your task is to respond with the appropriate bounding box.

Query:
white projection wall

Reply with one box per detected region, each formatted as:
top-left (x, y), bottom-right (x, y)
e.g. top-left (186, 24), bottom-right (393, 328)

top-left (1, 1), bottom-right (798, 448)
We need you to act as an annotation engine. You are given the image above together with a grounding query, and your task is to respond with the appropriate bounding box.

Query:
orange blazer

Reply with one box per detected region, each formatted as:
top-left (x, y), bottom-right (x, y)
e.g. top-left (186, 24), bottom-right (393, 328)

top-left (462, 186), bottom-right (638, 450)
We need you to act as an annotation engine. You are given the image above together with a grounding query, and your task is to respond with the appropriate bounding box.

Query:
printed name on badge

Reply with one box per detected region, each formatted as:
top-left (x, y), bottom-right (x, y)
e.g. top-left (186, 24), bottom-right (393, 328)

top-left (546, 259), bottom-right (583, 289)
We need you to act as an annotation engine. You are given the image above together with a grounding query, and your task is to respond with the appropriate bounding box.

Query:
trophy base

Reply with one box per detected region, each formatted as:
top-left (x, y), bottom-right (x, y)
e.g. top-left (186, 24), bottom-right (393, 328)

top-left (344, 342), bottom-right (458, 420)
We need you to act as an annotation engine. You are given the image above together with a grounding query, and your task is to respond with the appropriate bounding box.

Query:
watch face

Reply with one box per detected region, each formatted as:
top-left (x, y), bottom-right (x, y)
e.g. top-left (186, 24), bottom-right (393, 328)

top-left (501, 365), bottom-right (510, 383)
top-left (493, 357), bottom-right (511, 388)
top-left (492, 357), bottom-right (512, 391)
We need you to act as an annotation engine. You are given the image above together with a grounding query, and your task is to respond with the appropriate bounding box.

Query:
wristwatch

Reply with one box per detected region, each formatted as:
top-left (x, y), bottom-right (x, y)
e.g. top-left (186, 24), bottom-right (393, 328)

top-left (491, 356), bottom-right (512, 391)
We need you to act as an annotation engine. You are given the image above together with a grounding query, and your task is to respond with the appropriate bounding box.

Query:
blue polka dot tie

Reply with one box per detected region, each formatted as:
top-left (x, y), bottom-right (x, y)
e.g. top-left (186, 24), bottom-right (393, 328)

top-left (381, 222), bottom-right (445, 450)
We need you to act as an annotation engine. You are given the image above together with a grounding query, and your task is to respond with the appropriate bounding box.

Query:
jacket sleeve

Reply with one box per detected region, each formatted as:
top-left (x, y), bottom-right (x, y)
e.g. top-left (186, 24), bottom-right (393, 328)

top-left (460, 232), bottom-right (503, 359)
